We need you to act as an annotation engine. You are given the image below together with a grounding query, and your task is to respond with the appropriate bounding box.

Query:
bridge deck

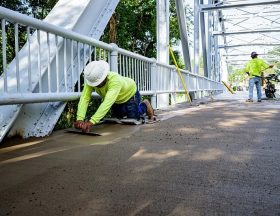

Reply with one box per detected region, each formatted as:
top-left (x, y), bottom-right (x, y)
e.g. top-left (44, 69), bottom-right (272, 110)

top-left (1, 92), bottom-right (280, 215)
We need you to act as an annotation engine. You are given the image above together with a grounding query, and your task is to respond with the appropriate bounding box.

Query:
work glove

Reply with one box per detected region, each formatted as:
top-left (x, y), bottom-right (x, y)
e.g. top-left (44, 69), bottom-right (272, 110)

top-left (74, 120), bottom-right (84, 129)
top-left (80, 121), bottom-right (94, 133)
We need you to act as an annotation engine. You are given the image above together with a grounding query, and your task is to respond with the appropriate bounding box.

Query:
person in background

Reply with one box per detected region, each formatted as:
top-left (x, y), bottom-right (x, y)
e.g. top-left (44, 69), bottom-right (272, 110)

top-left (243, 51), bottom-right (273, 102)
top-left (74, 60), bottom-right (155, 132)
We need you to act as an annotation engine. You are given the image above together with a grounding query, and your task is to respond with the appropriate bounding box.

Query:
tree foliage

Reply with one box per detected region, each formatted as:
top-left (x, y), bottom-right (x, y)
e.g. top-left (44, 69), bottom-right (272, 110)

top-left (0, 0), bottom-right (58, 73)
top-left (27, 0), bottom-right (58, 19)
top-left (228, 69), bottom-right (246, 86)
top-left (0, 0), bottom-right (28, 13)
top-left (267, 47), bottom-right (280, 70)
top-left (101, 0), bottom-right (192, 61)
top-left (102, 0), bottom-right (157, 57)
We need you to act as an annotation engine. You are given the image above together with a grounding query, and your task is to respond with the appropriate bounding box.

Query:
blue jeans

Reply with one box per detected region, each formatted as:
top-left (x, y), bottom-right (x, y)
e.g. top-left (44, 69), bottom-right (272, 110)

top-left (249, 77), bottom-right (262, 100)
top-left (111, 91), bottom-right (147, 120)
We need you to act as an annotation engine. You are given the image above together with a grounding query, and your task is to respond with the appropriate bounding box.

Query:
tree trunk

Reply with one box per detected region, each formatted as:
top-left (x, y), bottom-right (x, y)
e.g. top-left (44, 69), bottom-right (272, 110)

top-left (109, 14), bottom-right (117, 43)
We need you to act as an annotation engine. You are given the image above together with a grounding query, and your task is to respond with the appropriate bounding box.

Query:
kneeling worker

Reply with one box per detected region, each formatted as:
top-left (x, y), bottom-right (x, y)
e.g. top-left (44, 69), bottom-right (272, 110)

top-left (74, 60), bottom-right (155, 132)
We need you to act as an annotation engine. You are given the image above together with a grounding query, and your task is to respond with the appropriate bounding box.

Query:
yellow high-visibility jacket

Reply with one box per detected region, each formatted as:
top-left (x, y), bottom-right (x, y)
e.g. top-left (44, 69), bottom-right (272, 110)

top-left (76, 72), bottom-right (136, 124)
top-left (242, 58), bottom-right (269, 78)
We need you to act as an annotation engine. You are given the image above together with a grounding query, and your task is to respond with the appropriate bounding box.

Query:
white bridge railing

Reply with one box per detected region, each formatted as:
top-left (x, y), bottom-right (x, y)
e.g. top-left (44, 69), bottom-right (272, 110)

top-left (0, 6), bottom-right (223, 107)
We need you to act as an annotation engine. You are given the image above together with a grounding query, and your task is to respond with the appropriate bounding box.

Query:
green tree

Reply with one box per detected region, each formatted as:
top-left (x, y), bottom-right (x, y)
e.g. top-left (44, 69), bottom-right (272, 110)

top-left (27, 0), bottom-right (58, 19)
top-left (228, 69), bottom-right (246, 86)
top-left (0, 1), bottom-right (28, 74)
top-left (0, 0), bottom-right (58, 74)
top-left (102, 0), bottom-right (157, 57)
top-left (0, 0), bottom-right (28, 13)
top-left (267, 46), bottom-right (280, 70)
top-left (102, 0), bottom-right (193, 60)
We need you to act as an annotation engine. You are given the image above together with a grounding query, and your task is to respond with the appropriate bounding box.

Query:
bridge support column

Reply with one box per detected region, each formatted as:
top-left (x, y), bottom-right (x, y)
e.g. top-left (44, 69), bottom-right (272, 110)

top-left (156, 0), bottom-right (170, 108)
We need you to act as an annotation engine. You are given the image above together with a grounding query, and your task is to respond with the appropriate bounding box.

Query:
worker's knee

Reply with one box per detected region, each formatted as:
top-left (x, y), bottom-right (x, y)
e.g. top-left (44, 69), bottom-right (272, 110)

top-left (125, 101), bottom-right (140, 119)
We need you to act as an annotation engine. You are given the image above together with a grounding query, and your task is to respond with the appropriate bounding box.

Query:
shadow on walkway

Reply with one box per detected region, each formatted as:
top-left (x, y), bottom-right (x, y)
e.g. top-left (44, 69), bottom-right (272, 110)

top-left (1, 92), bottom-right (280, 215)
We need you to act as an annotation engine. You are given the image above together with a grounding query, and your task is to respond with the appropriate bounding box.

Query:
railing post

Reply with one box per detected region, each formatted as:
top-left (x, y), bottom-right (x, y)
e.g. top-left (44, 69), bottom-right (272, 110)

top-left (110, 43), bottom-right (118, 73)
top-left (151, 58), bottom-right (157, 109)
top-left (170, 65), bottom-right (177, 105)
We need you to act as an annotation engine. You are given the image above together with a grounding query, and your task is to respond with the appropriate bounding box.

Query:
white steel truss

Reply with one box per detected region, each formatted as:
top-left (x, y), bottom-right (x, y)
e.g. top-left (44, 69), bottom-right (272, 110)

top-left (196, 0), bottom-right (280, 72)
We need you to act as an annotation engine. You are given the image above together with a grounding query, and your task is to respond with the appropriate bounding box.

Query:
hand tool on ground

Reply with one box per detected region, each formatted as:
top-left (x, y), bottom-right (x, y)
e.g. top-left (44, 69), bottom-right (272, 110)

top-left (222, 81), bottom-right (235, 94)
top-left (65, 128), bottom-right (101, 136)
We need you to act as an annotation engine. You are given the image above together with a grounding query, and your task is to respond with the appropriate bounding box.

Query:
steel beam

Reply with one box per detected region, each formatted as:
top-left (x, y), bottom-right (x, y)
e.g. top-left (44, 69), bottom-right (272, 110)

top-left (157, 0), bottom-right (169, 64)
top-left (194, 0), bottom-right (200, 75)
top-left (207, 2), bottom-right (213, 79)
top-left (224, 13), bottom-right (280, 21)
top-left (213, 10), bottom-right (219, 81)
top-left (213, 28), bottom-right (280, 36)
top-left (201, 1), bottom-right (280, 11)
top-left (224, 10), bottom-right (280, 19)
top-left (227, 58), bottom-right (278, 62)
top-left (219, 43), bottom-right (280, 48)
top-left (156, 0), bottom-right (170, 109)
top-left (200, 0), bottom-right (208, 77)
top-left (228, 63), bottom-right (244, 66)
top-left (217, 4), bottom-right (229, 83)
top-left (175, 0), bottom-right (192, 72)
top-left (223, 53), bottom-right (271, 56)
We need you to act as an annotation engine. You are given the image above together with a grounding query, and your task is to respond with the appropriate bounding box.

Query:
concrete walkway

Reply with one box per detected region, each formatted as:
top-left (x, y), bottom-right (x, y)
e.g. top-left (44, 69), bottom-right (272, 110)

top-left (0, 92), bottom-right (280, 215)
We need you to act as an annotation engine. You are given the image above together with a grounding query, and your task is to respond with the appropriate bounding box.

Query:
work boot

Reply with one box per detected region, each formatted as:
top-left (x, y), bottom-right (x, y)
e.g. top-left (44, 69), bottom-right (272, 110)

top-left (142, 99), bottom-right (156, 120)
top-left (246, 99), bottom-right (253, 102)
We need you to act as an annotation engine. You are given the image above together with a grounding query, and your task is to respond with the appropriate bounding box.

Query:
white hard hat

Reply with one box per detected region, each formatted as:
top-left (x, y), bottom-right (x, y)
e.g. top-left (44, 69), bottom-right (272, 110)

top-left (84, 60), bottom-right (109, 87)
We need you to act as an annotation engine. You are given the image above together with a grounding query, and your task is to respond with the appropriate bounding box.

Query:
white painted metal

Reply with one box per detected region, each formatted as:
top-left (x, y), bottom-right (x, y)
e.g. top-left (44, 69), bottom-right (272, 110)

top-left (207, 0), bottom-right (280, 78)
top-left (214, 29), bottom-right (280, 36)
top-left (175, 0), bottom-right (192, 72)
top-left (219, 43), bottom-right (280, 48)
top-left (224, 53), bottom-right (272, 56)
top-left (157, 0), bottom-right (169, 64)
top-left (214, 14), bottom-right (220, 82)
top-left (200, 0), bottom-right (208, 77)
top-left (156, 0), bottom-right (170, 108)
top-left (217, 1), bottom-right (229, 83)
top-left (1, 19), bottom-right (7, 92)
top-left (194, 0), bottom-right (200, 75)
top-left (201, 1), bottom-right (280, 11)
top-left (207, 1), bottom-right (214, 79)
top-left (0, 0), bottom-right (120, 140)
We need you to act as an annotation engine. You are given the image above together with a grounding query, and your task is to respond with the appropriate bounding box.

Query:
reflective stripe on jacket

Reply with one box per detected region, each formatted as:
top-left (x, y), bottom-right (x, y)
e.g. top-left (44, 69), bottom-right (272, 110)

top-left (243, 58), bottom-right (269, 78)
top-left (76, 72), bottom-right (137, 124)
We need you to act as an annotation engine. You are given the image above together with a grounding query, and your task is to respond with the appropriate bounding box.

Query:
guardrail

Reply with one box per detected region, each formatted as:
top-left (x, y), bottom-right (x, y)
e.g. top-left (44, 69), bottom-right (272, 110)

top-left (0, 6), bottom-right (223, 107)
